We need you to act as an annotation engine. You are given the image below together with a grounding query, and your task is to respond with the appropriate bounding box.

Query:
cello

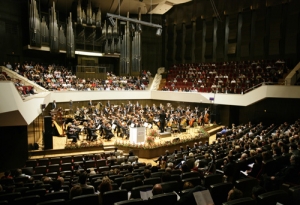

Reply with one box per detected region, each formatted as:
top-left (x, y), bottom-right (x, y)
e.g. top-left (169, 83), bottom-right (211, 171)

top-left (204, 111), bottom-right (210, 125)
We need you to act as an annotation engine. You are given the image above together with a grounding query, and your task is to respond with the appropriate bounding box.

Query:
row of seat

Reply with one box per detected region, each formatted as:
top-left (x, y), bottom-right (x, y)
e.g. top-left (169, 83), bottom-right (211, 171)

top-left (1, 179), bottom-right (299, 205)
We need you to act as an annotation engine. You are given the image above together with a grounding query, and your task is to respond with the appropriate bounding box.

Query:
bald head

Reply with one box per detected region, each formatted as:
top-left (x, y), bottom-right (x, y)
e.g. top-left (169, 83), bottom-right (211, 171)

top-left (152, 184), bottom-right (163, 196)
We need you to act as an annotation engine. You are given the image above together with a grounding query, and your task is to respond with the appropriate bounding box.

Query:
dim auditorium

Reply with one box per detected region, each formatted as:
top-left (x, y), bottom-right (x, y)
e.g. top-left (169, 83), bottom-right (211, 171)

top-left (1, 0), bottom-right (300, 205)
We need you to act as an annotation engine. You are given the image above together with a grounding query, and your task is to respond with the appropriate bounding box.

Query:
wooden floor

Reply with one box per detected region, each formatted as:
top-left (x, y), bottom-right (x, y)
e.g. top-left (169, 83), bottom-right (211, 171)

top-left (32, 124), bottom-right (220, 164)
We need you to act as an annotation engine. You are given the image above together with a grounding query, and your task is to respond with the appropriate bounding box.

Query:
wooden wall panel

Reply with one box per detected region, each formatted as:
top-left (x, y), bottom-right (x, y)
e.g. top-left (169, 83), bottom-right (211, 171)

top-left (184, 24), bottom-right (193, 62)
top-left (253, 9), bottom-right (266, 58)
top-left (268, 5), bottom-right (282, 55)
top-left (241, 11), bottom-right (252, 58)
top-left (175, 28), bottom-right (183, 62)
top-left (194, 19), bottom-right (203, 63)
top-left (216, 20), bottom-right (225, 61)
top-left (166, 25), bottom-right (175, 62)
top-left (285, 2), bottom-right (299, 55)
top-left (205, 19), bottom-right (213, 60)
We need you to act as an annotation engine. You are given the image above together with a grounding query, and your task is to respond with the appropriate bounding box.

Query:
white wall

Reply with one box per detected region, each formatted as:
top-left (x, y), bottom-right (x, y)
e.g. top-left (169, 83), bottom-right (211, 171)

top-left (0, 82), bottom-right (51, 126)
top-left (50, 90), bottom-right (152, 102)
top-left (1, 81), bottom-right (300, 126)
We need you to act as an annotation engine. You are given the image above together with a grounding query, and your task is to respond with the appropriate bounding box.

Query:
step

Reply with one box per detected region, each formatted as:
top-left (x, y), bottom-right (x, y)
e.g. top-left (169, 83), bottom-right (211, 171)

top-left (159, 131), bottom-right (172, 138)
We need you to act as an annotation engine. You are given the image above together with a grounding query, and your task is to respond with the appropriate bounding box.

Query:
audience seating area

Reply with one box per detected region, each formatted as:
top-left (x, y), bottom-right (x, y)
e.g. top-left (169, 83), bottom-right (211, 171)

top-left (1, 119), bottom-right (300, 205)
top-left (162, 60), bottom-right (288, 94)
top-left (3, 62), bottom-right (150, 91)
top-left (1, 70), bottom-right (37, 98)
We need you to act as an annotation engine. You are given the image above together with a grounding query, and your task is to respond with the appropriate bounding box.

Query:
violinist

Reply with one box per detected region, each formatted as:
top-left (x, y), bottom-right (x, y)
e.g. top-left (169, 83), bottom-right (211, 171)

top-left (120, 120), bottom-right (129, 139)
top-left (67, 123), bottom-right (80, 142)
top-left (104, 123), bottom-right (114, 141)
top-left (87, 123), bottom-right (97, 141)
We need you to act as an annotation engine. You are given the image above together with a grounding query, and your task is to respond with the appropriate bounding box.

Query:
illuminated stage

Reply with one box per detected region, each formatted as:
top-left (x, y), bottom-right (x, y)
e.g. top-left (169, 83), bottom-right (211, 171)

top-left (29, 125), bottom-right (221, 159)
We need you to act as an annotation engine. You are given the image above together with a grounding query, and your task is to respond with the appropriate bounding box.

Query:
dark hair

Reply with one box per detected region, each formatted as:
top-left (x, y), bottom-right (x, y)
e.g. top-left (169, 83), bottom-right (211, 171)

top-left (290, 143), bottom-right (297, 150)
top-left (129, 150), bottom-right (134, 156)
top-left (252, 186), bottom-right (265, 199)
top-left (70, 185), bottom-right (82, 199)
top-left (128, 165), bottom-right (133, 172)
top-left (228, 188), bottom-right (243, 201)
top-left (144, 169), bottom-right (151, 178)
top-left (273, 147), bottom-right (281, 156)
top-left (51, 179), bottom-right (62, 191)
top-left (78, 172), bottom-right (88, 184)
top-left (98, 180), bottom-right (112, 195)
top-left (135, 178), bottom-right (143, 187)
top-left (161, 172), bottom-right (171, 182)
top-left (181, 164), bottom-right (190, 173)
top-left (125, 175), bottom-right (133, 182)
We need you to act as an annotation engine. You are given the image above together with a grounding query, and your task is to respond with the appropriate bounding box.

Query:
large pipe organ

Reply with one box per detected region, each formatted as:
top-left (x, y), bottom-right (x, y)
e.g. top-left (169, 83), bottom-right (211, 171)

top-left (28, 0), bottom-right (149, 75)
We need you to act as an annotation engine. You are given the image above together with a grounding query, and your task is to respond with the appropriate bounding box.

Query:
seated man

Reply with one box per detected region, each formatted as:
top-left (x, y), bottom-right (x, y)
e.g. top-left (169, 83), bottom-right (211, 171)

top-left (152, 184), bottom-right (163, 196)
top-left (104, 123), bottom-right (114, 141)
top-left (263, 154), bottom-right (300, 191)
top-left (87, 124), bottom-right (97, 141)
top-left (67, 123), bottom-right (79, 143)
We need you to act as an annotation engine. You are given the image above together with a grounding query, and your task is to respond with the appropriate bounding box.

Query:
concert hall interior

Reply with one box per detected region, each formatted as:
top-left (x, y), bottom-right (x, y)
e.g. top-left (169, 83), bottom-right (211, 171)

top-left (1, 0), bottom-right (300, 204)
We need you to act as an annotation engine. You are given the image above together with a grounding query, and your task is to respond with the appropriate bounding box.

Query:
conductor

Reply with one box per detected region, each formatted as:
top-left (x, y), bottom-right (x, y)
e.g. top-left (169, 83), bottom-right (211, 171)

top-left (159, 110), bottom-right (166, 133)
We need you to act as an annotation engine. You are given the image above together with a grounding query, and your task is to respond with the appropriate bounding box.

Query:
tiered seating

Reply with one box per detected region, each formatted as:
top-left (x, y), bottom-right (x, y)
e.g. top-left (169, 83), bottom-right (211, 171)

top-left (1, 119), bottom-right (300, 204)
top-left (163, 60), bottom-right (289, 94)
top-left (4, 61), bottom-right (151, 91)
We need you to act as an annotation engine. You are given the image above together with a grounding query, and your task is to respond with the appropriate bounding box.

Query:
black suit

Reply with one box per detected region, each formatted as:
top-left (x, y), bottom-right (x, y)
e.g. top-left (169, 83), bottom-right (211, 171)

top-left (87, 127), bottom-right (97, 141)
top-left (175, 185), bottom-right (206, 205)
top-left (104, 126), bottom-right (114, 140)
top-left (159, 112), bottom-right (167, 132)
top-left (67, 126), bottom-right (78, 142)
top-left (52, 102), bottom-right (56, 110)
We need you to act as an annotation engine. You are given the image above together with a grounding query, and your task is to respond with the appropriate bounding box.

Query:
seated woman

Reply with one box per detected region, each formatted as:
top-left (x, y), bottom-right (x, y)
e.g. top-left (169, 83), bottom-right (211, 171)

top-left (98, 177), bottom-right (113, 205)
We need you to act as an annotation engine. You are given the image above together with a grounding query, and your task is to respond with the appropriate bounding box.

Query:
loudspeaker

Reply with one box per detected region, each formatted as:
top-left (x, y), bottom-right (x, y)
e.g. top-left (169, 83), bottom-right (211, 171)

top-left (44, 116), bottom-right (53, 149)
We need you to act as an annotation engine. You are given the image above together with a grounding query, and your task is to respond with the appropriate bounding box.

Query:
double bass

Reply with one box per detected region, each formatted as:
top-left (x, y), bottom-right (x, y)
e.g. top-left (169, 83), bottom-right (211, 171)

top-left (204, 110), bottom-right (210, 124)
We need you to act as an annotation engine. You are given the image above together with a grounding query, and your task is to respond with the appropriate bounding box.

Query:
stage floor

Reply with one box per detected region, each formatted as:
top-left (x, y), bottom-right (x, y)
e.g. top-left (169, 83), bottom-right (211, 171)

top-left (32, 124), bottom-right (221, 161)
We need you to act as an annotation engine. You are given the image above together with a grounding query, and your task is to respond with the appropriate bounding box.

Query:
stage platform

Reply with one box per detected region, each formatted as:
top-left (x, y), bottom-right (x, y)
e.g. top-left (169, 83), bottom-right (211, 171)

top-left (29, 124), bottom-right (222, 159)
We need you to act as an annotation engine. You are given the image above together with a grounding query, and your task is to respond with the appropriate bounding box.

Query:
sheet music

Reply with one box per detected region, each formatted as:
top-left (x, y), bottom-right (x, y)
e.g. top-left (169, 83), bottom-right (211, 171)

top-left (193, 190), bottom-right (214, 205)
top-left (143, 122), bottom-right (148, 127)
top-left (140, 190), bottom-right (153, 200)
top-left (112, 124), bottom-right (116, 130)
top-left (248, 163), bottom-right (254, 168)
top-left (96, 124), bottom-right (101, 129)
top-left (240, 170), bottom-right (248, 176)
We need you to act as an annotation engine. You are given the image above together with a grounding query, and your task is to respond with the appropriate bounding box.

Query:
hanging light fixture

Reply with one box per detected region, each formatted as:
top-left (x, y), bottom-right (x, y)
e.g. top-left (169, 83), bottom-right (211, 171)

top-left (156, 28), bottom-right (162, 36)
top-left (136, 24), bottom-right (142, 33)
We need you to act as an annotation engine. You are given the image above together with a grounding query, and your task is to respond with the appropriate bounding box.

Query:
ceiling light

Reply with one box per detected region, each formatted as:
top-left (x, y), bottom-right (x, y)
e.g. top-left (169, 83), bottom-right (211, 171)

top-left (75, 51), bottom-right (103, 56)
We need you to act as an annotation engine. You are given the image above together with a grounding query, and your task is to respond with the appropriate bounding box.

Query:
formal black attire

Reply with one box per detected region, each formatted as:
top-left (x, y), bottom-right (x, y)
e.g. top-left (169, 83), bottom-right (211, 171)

top-left (67, 126), bottom-right (79, 142)
top-left (159, 111), bottom-right (167, 132)
top-left (52, 102), bottom-right (57, 110)
top-left (87, 126), bottom-right (97, 141)
top-left (104, 126), bottom-right (114, 140)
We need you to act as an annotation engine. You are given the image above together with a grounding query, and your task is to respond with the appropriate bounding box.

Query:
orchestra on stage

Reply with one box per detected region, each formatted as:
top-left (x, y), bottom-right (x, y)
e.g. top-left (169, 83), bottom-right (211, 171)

top-left (50, 100), bottom-right (211, 143)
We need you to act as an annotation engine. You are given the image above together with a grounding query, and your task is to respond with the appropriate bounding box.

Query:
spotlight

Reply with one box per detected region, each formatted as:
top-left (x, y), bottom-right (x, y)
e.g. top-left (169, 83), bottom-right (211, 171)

top-left (107, 17), bottom-right (115, 27)
top-left (156, 28), bottom-right (162, 36)
top-left (136, 24), bottom-right (142, 33)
